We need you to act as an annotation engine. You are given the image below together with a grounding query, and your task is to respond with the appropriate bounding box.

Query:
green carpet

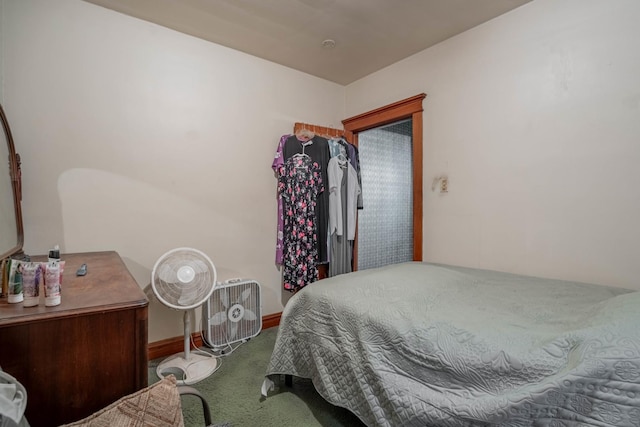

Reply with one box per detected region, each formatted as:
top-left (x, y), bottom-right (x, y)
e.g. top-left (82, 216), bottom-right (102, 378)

top-left (149, 327), bottom-right (366, 427)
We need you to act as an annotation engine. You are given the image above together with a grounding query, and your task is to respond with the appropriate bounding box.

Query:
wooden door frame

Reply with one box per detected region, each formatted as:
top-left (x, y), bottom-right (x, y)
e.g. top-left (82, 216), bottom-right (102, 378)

top-left (342, 94), bottom-right (426, 265)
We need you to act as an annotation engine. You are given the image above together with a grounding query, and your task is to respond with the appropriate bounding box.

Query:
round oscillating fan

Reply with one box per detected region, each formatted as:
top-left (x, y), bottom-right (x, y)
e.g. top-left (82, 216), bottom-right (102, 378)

top-left (151, 247), bottom-right (218, 385)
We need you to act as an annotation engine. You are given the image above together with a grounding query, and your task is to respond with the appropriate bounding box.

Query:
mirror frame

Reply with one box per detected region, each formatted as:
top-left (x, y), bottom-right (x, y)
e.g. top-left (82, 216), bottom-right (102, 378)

top-left (0, 103), bottom-right (24, 260)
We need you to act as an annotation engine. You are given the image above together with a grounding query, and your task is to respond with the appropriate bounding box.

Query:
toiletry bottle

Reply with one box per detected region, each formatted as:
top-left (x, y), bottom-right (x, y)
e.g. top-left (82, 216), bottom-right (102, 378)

top-left (22, 262), bottom-right (42, 307)
top-left (44, 245), bottom-right (61, 306)
top-left (0, 258), bottom-right (7, 298)
top-left (7, 259), bottom-right (24, 303)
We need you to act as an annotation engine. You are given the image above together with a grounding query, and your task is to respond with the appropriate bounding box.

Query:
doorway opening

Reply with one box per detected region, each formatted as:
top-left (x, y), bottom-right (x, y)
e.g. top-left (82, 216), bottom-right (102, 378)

top-left (342, 93), bottom-right (426, 270)
top-left (357, 119), bottom-right (413, 270)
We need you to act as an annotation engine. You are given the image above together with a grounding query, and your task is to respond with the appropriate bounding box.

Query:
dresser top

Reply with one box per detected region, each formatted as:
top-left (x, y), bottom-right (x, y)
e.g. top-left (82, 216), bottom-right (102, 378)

top-left (0, 251), bottom-right (148, 326)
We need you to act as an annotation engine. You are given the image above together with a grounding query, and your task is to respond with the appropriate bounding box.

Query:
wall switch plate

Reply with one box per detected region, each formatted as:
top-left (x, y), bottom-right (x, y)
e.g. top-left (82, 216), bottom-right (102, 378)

top-left (440, 178), bottom-right (448, 193)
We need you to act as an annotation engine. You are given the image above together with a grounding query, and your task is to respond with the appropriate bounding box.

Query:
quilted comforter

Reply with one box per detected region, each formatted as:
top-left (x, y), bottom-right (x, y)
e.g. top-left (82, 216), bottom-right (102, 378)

top-left (263, 262), bottom-right (640, 426)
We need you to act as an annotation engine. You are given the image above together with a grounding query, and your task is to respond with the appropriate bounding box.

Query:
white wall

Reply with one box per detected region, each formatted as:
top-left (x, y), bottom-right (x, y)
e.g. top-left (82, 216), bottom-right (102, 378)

top-left (4, 0), bottom-right (640, 345)
top-left (347, 0), bottom-right (640, 289)
top-left (2, 0), bottom-right (345, 341)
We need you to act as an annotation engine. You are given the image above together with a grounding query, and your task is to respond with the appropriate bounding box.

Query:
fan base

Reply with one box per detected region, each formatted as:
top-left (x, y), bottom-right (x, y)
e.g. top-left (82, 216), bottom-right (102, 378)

top-left (156, 351), bottom-right (218, 385)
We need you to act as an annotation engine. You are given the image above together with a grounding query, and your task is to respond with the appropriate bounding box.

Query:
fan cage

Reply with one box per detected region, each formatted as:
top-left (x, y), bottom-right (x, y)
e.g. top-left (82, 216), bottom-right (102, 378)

top-left (151, 247), bottom-right (218, 385)
top-left (151, 247), bottom-right (217, 310)
top-left (202, 279), bottom-right (262, 348)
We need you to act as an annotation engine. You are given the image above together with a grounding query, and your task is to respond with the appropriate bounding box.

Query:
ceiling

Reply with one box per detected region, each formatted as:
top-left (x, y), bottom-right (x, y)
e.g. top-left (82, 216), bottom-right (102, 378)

top-left (82, 0), bottom-right (532, 85)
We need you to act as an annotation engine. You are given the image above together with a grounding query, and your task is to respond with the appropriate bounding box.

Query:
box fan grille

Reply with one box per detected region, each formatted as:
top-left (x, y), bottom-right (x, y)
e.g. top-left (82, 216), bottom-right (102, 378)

top-left (202, 279), bottom-right (262, 348)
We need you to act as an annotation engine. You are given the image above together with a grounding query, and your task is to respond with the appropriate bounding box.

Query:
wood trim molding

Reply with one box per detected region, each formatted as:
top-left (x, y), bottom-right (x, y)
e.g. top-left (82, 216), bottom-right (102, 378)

top-left (148, 312), bottom-right (282, 361)
top-left (342, 94), bottom-right (426, 133)
top-left (262, 312), bottom-right (282, 329)
top-left (148, 334), bottom-right (202, 361)
top-left (412, 110), bottom-right (424, 261)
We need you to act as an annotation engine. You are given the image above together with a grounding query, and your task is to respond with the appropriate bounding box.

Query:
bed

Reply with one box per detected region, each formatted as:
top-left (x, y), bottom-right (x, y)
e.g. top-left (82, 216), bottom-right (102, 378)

top-left (261, 262), bottom-right (640, 427)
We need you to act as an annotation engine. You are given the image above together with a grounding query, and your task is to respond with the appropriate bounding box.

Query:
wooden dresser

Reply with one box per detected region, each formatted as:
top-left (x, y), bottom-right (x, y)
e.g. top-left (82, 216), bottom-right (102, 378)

top-left (0, 251), bottom-right (148, 427)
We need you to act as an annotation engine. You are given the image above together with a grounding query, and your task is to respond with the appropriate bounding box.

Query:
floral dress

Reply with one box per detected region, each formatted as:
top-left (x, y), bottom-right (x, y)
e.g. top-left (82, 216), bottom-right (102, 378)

top-left (278, 154), bottom-right (323, 292)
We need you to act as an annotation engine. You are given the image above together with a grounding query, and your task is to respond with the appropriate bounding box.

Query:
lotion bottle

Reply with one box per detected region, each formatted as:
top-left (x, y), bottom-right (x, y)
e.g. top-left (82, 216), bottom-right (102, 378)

top-left (44, 245), bottom-right (61, 306)
top-left (7, 259), bottom-right (23, 303)
top-left (22, 262), bottom-right (42, 307)
top-left (0, 258), bottom-right (7, 298)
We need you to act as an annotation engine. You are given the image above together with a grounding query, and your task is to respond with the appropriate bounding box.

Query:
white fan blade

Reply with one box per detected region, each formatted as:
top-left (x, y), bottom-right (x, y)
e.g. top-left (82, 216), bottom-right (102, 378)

top-left (157, 263), bottom-right (175, 282)
top-left (178, 287), bottom-right (198, 306)
top-left (221, 290), bottom-right (229, 309)
top-left (178, 296), bottom-right (197, 306)
top-left (190, 259), bottom-right (209, 273)
top-left (240, 288), bottom-right (252, 302)
top-left (210, 311), bottom-right (227, 326)
top-left (244, 309), bottom-right (257, 321)
top-left (230, 322), bottom-right (238, 339)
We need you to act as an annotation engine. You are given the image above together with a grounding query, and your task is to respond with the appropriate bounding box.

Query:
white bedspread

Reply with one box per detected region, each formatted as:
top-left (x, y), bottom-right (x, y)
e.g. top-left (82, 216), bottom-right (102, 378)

top-left (263, 262), bottom-right (640, 426)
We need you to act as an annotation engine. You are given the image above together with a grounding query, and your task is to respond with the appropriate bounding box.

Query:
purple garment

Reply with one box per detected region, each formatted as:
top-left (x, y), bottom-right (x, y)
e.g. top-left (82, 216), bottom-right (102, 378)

top-left (273, 135), bottom-right (290, 266)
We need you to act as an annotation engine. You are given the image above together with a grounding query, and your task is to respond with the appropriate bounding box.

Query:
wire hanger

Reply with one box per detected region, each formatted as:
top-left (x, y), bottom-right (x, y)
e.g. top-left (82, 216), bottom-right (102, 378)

top-left (292, 141), bottom-right (312, 158)
top-left (337, 153), bottom-right (348, 168)
top-left (292, 141), bottom-right (312, 169)
top-left (296, 128), bottom-right (315, 142)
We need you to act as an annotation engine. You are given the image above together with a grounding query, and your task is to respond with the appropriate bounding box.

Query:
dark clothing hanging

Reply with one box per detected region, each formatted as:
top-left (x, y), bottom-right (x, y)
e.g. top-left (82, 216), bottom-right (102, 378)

top-left (283, 135), bottom-right (331, 265)
top-left (278, 154), bottom-right (322, 292)
top-left (345, 143), bottom-right (364, 209)
top-left (275, 132), bottom-right (362, 289)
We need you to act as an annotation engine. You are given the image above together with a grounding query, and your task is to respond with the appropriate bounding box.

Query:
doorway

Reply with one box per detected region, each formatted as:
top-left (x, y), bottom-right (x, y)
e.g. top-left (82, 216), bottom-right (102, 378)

top-left (357, 119), bottom-right (413, 270)
top-left (342, 93), bottom-right (426, 270)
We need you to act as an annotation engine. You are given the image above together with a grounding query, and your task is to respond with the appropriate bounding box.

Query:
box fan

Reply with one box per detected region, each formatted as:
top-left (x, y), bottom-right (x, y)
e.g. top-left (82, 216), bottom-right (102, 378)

top-left (202, 278), bottom-right (262, 348)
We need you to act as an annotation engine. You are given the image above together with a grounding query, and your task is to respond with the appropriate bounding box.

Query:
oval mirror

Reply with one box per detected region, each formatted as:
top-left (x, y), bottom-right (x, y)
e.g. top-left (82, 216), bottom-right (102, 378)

top-left (0, 103), bottom-right (24, 260)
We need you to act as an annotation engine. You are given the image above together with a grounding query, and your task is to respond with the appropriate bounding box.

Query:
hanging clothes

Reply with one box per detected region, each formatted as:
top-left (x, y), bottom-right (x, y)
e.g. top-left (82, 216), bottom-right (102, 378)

top-left (329, 138), bottom-right (364, 210)
top-left (327, 154), bottom-right (361, 277)
top-left (273, 130), bottom-right (362, 288)
top-left (278, 152), bottom-right (323, 292)
top-left (328, 138), bottom-right (348, 158)
top-left (272, 134), bottom-right (290, 266)
top-left (345, 143), bottom-right (364, 210)
top-left (283, 134), bottom-right (331, 265)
